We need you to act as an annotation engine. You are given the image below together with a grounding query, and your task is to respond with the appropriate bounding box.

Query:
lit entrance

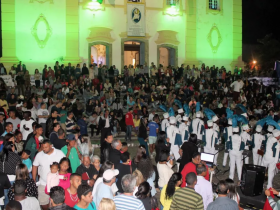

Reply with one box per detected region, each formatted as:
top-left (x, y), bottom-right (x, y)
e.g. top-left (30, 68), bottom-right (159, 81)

top-left (124, 41), bottom-right (140, 67)
top-left (91, 45), bottom-right (106, 65)
top-left (157, 44), bottom-right (178, 67)
top-left (88, 42), bottom-right (112, 67)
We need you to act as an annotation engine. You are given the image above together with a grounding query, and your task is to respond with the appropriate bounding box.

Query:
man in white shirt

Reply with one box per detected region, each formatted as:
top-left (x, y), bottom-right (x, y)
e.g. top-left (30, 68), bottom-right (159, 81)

top-left (93, 169), bottom-right (118, 207)
top-left (194, 164), bottom-right (213, 210)
top-left (230, 78), bottom-right (243, 102)
top-left (14, 180), bottom-right (40, 210)
top-left (20, 111), bottom-right (35, 141)
top-left (32, 140), bottom-right (65, 210)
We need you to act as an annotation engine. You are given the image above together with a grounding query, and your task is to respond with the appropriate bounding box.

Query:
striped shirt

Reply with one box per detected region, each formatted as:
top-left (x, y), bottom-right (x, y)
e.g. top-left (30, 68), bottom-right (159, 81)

top-left (65, 117), bottom-right (76, 134)
top-left (170, 187), bottom-right (204, 210)
top-left (114, 194), bottom-right (145, 210)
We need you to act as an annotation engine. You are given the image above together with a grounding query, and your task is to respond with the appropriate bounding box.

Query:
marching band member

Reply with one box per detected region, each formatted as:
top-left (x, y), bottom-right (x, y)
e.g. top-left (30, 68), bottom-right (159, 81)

top-left (190, 111), bottom-right (205, 141)
top-left (176, 108), bottom-right (184, 123)
top-left (262, 129), bottom-right (280, 189)
top-left (265, 125), bottom-right (274, 141)
top-left (212, 115), bottom-right (220, 133)
top-left (222, 118), bottom-right (233, 167)
top-left (179, 116), bottom-right (190, 142)
top-left (161, 112), bottom-right (169, 132)
top-left (227, 126), bottom-right (244, 181)
top-left (166, 116), bottom-right (181, 161)
top-left (251, 125), bottom-right (265, 166)
top-left (202, 120), bottom-right (219, 165)
top-left (240, 124), bottom-right (252, 164)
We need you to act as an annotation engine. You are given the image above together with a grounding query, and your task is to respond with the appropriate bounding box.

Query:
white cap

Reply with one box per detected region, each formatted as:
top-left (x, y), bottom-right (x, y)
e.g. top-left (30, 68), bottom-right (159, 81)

top-left (103, 169), bottom-right (119, 180)
top-left (182, 116), bottom-right (189, 121)
top-left (19, 95), bottom-right (24, 100)
top-left (241, 113), bottom-right (248, 118)
top-left (268, 125), bottom-right (274, 132)
top-left (256, 125), bottom-right (262, 132)
top-left (207, 120), bottom-right (213, 127)
top-left (163, 113), bottom-right (169, 119)
top-left (273, 129), bottom-right (280, 138)
top-left (242, 124), bottom-right (250, 131)
top-left (233, 127), bottom-right (239, 132)
top-left (212, 115), bottom-right (219, 122)
top-left (196, 112), bottom-right (201, 118)
top-left (178, 109), bottom-right (184, 114)
top-left (169, 116), bottom-right (176, 124)
top-left (228, 118), bottom-right (232, 125)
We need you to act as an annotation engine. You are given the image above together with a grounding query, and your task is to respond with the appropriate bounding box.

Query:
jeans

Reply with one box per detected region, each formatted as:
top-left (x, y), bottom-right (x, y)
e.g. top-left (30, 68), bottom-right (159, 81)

top-left (35, 80), bottom-right (40, 88)
top-left (126, 125), bottom-right (132, 141)
top-left (159, 187), bottom-right (163, 210)
top-left (112, 126), bottom-right (117, 136)
top-left (4, 181), bottom-right (14, 206)
top-left (138, 137), bottom-right (149, 156)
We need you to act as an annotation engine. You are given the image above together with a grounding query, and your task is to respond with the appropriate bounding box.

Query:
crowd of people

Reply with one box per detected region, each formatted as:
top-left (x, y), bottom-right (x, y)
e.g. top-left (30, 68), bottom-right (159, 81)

top-left (0, 61), bottom-right (279, 210)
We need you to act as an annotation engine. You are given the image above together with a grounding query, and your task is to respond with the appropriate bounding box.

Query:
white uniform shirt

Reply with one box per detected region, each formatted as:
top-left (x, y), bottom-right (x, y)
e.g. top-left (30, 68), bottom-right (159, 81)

top-left (241, 131), bottom-right (251, 150)
top-left (191, 118), bottom-right (204, 140)
top-left (252, 133), bottom-right (265, 152)
top-left (161, 119), bottom-right (169, 131)
top-left (20, 119), bottom-right (35, 140)
top-left (179, 123), bottom-right (189, 141)
top-left (204, 129), bottom-right (219, 150)
top-left (231, 134), bottom-right (242, 151)
top-left (263, 136), bottom-right (279, 162)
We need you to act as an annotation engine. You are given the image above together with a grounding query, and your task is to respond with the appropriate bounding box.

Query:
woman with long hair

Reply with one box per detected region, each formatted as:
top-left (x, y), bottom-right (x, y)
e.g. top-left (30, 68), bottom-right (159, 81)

top-left (225, 178), bottom-right (240, 205)
top-left (137, 118), bottom-right (149, 156)
top-left (78, 135), bottom-right (93, 157)
top-left (132, 169), bottom-right (144, 196)
top-left (136, 154), bottom-right (156, 196)
top-left (8, 163), bottom-right (38, 200)
top-left (155, 131), bottom-right (171, 163)
top-left (160, 173), bottom-right (182, 210)
top-left (92, 161), bottom-right (118, 196)
top-left (132, 145), bottom-right (147, 171)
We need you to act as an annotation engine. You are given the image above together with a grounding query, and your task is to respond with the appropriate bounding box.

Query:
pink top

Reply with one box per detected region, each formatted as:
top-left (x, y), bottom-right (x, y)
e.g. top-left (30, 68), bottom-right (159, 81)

top-left (47, 172), bottom-right (65, 192)
top-left (58, 173), bottom-right (71, 190)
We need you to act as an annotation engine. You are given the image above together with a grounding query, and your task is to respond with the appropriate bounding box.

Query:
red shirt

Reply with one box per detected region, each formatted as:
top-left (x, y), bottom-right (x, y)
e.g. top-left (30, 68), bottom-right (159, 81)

top-left (34, 136), bottom-right (40, 149)
top-left (92, 78), bottom-right (100, 87)
top-left (125, 112), bottom-right (134, 126)
top-left (65, 189), bottom-right (79, 207)
top-left (181, 162), bottom-right (209, 187)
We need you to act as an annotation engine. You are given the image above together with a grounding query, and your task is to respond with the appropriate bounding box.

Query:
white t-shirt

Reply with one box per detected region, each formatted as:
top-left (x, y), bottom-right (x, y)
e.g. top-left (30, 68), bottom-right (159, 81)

top-left (37, 109), bottom-right (49, 124)
top-left (33, 148), bottom-right (65, 186)
top-left (20, 119), bottom-right (35, 140)
top-left (19, 197), bottom-right (40, 210)
top-left (6, 117), bottom-right (21, 132)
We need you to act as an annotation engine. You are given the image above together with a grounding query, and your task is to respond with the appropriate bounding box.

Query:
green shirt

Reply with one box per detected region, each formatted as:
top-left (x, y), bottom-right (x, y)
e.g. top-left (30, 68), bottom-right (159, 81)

top-left (60, 110), bottom-right (67, 123)
top-left (61, 146), bottom-right (81, 173)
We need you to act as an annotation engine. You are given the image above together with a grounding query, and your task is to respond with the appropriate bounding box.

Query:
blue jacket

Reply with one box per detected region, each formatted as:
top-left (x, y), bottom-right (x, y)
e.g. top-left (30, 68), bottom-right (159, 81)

top-left (77, 119), bottom-right (88, 135)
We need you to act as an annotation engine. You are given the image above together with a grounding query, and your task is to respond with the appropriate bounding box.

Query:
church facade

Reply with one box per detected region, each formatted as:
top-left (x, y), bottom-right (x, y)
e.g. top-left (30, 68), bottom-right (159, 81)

top-left (1, 0), bottom-right (243, 72)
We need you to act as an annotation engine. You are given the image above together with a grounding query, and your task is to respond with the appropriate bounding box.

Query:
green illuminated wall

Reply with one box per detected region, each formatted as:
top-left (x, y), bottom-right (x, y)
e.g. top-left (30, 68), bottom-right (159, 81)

top-left (0, 0), bottom-right (243, 72)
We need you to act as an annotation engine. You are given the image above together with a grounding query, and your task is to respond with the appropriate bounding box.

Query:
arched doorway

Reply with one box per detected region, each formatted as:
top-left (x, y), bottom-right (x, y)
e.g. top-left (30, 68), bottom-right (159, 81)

top-left (124, 41), bottom-right (140, 68)
top-left (88, 42), bottom-right (112, 67)
top-left (121, 38), bottom-right (149, 69)
top-left (157, 44), bottom-right (178, 67)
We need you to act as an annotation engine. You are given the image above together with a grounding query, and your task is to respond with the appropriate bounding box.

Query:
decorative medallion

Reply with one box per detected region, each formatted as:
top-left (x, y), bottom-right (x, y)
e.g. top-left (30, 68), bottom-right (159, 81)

top-left (29, 0), bottom-right (54, 4)
top-left (207, 24), bottom-right (222, 53)
top-left (31, 14), bottom-right (52, 48)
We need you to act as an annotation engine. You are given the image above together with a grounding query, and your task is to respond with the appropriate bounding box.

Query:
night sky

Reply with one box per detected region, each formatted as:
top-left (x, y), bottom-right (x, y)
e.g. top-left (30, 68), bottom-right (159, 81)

top-left (242, 0), bottom-right (280, 44)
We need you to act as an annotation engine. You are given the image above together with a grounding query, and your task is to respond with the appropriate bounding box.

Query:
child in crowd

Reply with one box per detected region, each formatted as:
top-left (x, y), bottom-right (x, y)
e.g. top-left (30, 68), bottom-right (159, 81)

top-left (121, 142), bottom-right (128, 153)
top-left (21, 150), bottom-right (32, 174)
top-left (78, 135), bottom-right (93, 157)
top-left (46, 162), bottom-right (66, 193)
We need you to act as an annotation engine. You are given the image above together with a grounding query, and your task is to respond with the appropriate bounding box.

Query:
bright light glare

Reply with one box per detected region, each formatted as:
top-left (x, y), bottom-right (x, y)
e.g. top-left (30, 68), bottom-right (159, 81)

top-left (253, 60), bottom-right (257, 64)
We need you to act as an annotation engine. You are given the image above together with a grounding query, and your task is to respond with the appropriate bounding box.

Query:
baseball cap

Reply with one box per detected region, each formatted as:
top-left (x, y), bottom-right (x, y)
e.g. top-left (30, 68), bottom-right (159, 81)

top-left (103, 169), bottom-right (119, 180)
top-left (67, 134), bottom-right (75, 141)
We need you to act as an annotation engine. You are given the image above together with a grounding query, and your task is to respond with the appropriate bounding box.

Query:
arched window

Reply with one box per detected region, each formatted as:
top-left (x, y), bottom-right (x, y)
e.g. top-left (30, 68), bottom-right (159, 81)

top-left (209, 0), bottom-right (218, 10)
